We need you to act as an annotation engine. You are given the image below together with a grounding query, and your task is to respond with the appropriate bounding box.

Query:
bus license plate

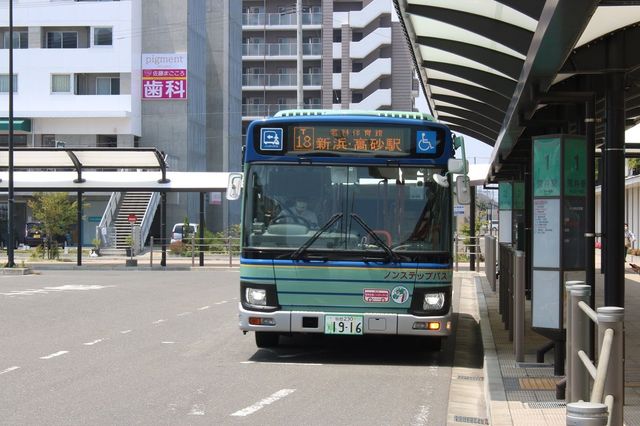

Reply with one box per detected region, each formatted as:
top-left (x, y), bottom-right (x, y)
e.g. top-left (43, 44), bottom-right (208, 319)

top-left (324, 315), bottom-right (363, 335)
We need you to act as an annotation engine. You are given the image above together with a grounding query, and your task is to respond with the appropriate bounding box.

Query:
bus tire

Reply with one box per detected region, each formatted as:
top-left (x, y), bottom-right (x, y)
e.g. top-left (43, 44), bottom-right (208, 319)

top-left (255, 332), bottom-right (279, 348)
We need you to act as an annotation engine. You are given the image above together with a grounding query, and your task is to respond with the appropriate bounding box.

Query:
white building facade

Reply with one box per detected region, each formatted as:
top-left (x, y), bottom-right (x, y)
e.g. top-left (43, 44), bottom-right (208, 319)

top-left (0, 0), bottom-right (242, 245)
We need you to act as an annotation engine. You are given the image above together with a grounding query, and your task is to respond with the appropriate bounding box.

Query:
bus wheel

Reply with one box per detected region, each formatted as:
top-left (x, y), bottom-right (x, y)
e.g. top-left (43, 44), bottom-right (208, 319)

top-left (255, 332), bottom-right (279, 348)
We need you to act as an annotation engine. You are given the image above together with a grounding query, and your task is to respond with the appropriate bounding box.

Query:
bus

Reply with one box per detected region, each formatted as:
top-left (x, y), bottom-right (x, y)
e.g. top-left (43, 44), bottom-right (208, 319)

top-left (229, 110), bottom-right (470, 348)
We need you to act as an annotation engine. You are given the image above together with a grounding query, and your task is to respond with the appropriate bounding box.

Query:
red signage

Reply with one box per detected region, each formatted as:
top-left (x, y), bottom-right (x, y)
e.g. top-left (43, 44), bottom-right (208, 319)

top-left (128, 214), bottom-right (137, 224)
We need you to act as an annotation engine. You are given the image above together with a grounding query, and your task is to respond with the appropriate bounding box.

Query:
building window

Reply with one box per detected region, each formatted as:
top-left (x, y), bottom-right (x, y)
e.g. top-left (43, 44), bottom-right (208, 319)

top-left (42, 135), bottom-right (56, 147)
top-left (97, 135), bottom-right (117, 148)
top-left (333, 30), bottom-right (341, 43)
top-left (96, 77), bottom-right (120, 95)
top-left (333, 90), bottom-right (341, 104)
top-left (0, 135), bottom-right (27, 147)
top-left (352, 92), bottom-right (363, 103)
top-left (352, 32), bottom-right (363, 42)
top-left (93, 27), bottom-right (112, 46)
top-left (352, 62), bottom-right (363, 72)
top-left (46, 31), bottom-right (78, 48)
top-left (2, 31), bottom-right (28, 49)
top-left (51, 74), bottom-right (71, 93)
top-left (0, 74), bottom-right (17, 92)
top-left (333, 60), bottom-right (341, 73)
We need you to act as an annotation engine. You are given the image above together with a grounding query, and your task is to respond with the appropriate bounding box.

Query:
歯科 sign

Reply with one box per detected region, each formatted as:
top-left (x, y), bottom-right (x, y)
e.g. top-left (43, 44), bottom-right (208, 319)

top-left (142, 53), bottom-right (187, 100)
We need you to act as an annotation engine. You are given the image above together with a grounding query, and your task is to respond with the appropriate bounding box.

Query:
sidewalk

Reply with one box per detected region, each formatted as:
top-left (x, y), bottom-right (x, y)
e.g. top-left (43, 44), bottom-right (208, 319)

top-left (470, 262), bottom-right (640, 425)
top-left (2, 249), bottom-right (239, 271)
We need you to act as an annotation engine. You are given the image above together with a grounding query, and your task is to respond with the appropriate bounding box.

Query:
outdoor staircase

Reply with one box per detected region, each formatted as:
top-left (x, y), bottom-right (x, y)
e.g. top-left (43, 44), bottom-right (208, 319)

top-left (114, 192), bottom-right (153, 249)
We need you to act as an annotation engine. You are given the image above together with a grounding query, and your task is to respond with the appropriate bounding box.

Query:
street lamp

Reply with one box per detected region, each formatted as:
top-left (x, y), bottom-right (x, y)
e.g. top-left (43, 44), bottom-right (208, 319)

top-left (6, 0), bottom-right (15, 267)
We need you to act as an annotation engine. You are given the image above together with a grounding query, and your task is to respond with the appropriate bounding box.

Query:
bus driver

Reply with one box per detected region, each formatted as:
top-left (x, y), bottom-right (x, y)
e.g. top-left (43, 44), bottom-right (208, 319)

top-left (279, 197), bottom-right (319, 228)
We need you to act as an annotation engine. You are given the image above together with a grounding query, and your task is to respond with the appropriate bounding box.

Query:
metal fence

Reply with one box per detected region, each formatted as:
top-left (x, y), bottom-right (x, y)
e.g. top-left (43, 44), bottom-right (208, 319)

top-left (565, 282), bottom-right (624, 425)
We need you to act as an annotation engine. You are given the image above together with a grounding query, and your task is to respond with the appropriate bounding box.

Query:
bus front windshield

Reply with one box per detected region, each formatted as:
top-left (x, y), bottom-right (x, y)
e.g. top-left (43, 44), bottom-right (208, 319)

top-left (243, 164), bottom-right (451, 258)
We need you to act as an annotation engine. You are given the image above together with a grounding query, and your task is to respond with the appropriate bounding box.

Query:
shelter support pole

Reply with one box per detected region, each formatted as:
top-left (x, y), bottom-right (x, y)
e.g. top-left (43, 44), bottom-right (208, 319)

top-left (585, 94), bottom-right (596, 357)
top-left (604, 69), bottom-right (625, 307)
top-left (77, 191), bottom-right (82, 266)
top-left (469, 186), bottom-right (476, 271)
top-left (199, 192), bottom-right (204, 267)
top-left (161, 192), bottom-right (166, 267)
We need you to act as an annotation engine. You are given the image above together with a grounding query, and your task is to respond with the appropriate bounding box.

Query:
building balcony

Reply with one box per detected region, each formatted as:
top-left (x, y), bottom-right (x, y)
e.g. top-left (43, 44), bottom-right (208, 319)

top-left (3, 94), bottom-right (133, 118)
top-left (242, 103), bottom-right (322, 119)
top-left (242, 42), bottom-right (321, 58)
top-left (242, 73), bottom-right (322, 88)
top-left (242, 12), bottom-right (322, 27)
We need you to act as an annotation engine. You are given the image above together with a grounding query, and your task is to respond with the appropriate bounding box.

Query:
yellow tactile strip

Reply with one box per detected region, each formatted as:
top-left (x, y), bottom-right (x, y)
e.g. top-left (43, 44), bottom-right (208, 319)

top-left (519, 377), bottom-right (560, 390)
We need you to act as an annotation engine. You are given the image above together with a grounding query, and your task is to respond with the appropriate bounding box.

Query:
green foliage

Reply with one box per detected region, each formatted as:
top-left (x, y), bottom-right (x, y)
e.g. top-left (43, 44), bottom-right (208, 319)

top-left (27, 192), bottom-right (78, 259)
top-left (629, 158), bottom-right (640, 175)
top-left (27, 192), bottom-right (77, 240)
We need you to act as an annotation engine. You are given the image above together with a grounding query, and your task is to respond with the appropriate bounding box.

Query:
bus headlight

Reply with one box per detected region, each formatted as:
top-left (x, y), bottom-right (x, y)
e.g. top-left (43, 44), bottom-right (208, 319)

top-left (423, 292), bottom-right (445, 311)
top-left (246, 288), bottom-right (267, 306)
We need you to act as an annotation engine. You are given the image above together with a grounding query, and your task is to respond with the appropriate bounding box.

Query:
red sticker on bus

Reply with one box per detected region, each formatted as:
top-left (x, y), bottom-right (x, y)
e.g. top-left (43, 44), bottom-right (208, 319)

top-left (363, 289), bottom-right (390, 303)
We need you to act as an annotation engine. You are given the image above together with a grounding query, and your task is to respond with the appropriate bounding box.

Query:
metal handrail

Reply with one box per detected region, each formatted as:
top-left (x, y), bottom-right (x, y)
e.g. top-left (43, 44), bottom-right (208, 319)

top-left (97, 191), bottom-right (121, 247)
top-left (566, 283), bottom-right (624, 425)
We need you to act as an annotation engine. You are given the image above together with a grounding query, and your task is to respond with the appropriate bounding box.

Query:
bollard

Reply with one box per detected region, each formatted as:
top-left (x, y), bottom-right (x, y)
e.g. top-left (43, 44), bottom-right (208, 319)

top-left (514, 250), bottom-right (525, 362)
top-left (191, 234), bottom-right (195, 267)
top-left (566, 402), bottom-right (608, 426)
top-left (228, 238), bottom-right (233, 267)
top-left (565, 280), bottom-right (585, 403)
top-left (150, 236), bottom-right (154, 267)
top-left (595, 306), bottom-right (624, 426)
top-left (455, 236), bottom-right (459, 272)
top-left (569, 284), bottom-right (591, 403)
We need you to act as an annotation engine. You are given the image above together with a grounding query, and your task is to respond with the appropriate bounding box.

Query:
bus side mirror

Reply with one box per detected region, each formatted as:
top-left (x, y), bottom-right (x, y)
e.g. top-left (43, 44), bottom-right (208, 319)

top-left (226, 172), bottom-right (243, 201)
top-left (456, 175), bottom-right (471, 205)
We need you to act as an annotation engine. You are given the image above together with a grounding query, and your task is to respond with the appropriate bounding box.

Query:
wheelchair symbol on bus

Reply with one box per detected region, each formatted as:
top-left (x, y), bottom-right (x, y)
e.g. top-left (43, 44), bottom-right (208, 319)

top-left (260, 128), bottom-right (283, 151)
top-left (416, 130), bottom-right (437, 154)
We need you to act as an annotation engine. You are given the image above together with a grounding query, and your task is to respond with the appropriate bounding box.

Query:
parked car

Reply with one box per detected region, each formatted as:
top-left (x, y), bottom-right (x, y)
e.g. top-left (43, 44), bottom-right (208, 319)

top-left (170, 223), bottom-right (198, 244)
top-left (24, 222), bottom-right (69, 247)
top-left (24, 222), bottom-right (45, 247)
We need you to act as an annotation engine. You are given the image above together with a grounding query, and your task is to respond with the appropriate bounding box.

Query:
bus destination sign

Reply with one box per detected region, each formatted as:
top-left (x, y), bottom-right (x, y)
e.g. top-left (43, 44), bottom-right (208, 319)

top-left (291, 125), bottom-right (413, 154)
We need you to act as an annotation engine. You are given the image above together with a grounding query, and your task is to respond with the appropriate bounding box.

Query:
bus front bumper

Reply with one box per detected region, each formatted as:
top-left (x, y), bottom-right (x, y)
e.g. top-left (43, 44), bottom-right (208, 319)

top-left (238, 304), bottom-right (452, 336)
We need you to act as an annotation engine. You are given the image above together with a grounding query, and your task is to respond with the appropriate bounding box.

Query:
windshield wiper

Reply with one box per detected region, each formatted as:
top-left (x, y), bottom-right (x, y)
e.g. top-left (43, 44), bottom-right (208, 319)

top-left (350, 213), bottom-right (399, 263)
top-left (290, 213), bottom-right (343, 260)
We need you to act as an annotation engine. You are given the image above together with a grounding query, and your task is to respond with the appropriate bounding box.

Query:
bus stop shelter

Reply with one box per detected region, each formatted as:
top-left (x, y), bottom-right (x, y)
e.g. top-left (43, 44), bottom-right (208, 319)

top-left (395, 0), bottom-right (640, 311)
top-left (0, 148), bottom-right (234, 267)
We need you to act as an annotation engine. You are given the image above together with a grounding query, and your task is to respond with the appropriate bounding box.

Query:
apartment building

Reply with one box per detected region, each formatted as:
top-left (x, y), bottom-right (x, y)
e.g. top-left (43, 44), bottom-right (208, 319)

top-left (0, 0), bottom-right (242, 243)
top-left (241, 0), bottom-right (416, 135)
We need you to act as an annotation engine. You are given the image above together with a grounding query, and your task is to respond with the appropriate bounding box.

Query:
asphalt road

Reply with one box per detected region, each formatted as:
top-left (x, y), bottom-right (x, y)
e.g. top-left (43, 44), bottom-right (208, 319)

top-left (0, 270), bottom-right (458, 425)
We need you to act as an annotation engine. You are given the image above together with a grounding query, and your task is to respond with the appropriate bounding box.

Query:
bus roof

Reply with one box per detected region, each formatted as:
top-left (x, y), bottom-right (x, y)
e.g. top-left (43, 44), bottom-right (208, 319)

top-left (274, 109), bottom-right (435, 122)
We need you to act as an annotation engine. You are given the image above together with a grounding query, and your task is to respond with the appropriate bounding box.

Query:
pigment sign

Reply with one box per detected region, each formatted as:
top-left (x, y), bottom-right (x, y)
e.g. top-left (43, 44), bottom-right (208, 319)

top-left (142, 53), bottom-right (187, 100)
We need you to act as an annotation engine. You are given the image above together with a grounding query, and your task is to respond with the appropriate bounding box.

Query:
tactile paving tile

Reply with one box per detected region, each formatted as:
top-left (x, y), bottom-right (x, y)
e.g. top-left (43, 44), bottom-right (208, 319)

top-left (505, 390), bottom-right (540, 402)
top-left (519, 377), bottom-right (558, 390)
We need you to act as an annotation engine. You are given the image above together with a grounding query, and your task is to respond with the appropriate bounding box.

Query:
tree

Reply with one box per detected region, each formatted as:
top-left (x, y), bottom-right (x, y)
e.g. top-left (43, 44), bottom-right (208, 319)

top-left (629, 158), bottom-right (640, 175)
top-left (27, 192), bottom-right (78, 259)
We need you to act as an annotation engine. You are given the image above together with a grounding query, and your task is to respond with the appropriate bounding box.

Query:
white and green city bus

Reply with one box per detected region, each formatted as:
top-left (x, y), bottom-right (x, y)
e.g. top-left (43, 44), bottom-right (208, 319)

top-left (229, 110), bottom-right (470, 348)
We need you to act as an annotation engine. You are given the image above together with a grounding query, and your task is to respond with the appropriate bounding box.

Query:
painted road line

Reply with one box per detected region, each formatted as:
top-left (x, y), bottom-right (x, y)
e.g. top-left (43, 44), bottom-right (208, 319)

top-left (0, 366), bottom-right (20, 375)
top-left (120, 330), bottom-right (132, 334)
top-left (188, 404), bottom-right (205, 416)
top-left (152, 319), bottom-right (166, 325)
top-left (83, 339), bottom-right (105, 346)
top-left (40, 351), bottom-right (69, 360)
top-left (240, 361), bottom-right (322, 366)
top-left (230, 389), bottom-right (296, 417)
top-left (161, 341), bottom-right (176, 344)
top-left (197, 306), bottom-right (210, 311)
top-left (214, 301), bottom-right (228, 305)
top-left (177, 312), bottom-right (192, 317)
